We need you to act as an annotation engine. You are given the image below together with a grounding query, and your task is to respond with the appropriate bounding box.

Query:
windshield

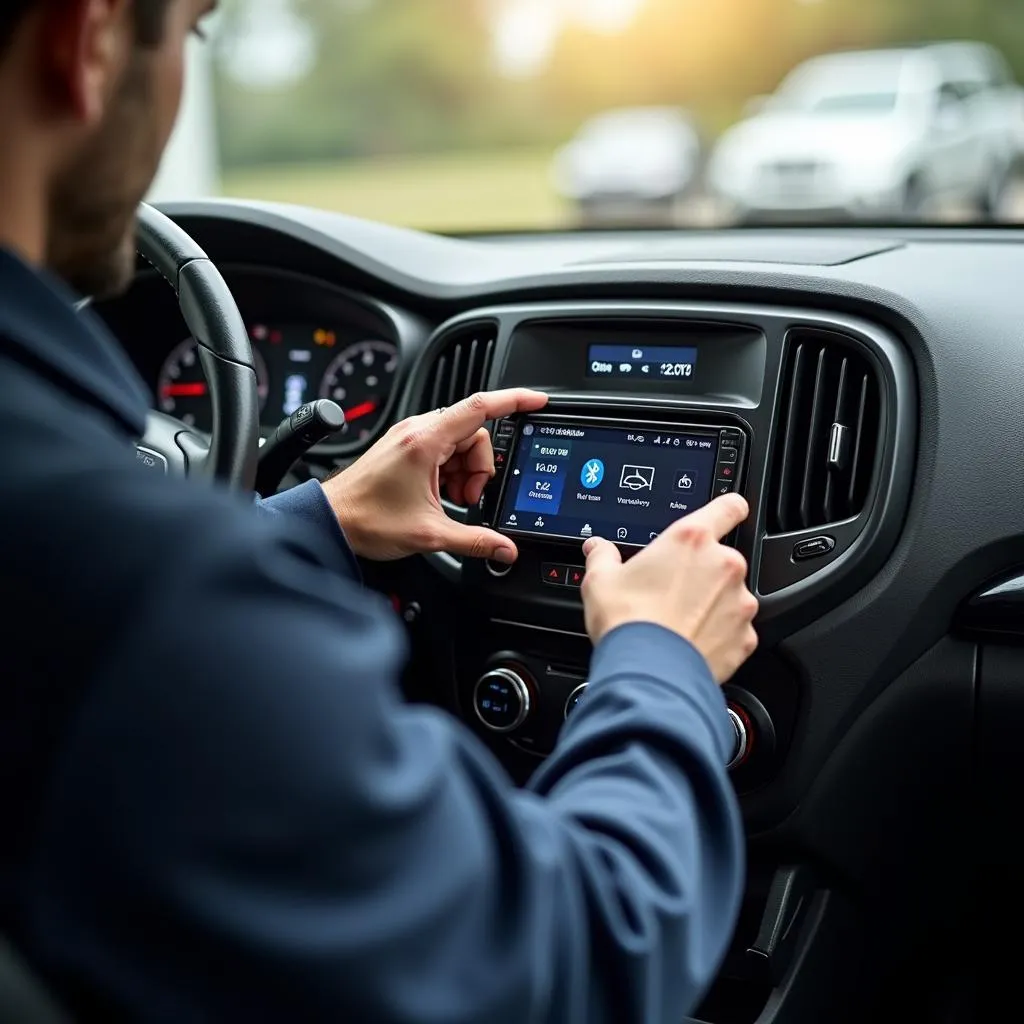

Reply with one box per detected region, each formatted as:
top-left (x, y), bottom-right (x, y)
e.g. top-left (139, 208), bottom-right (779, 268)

top-left (149, 1), bottom-right (1024, 231)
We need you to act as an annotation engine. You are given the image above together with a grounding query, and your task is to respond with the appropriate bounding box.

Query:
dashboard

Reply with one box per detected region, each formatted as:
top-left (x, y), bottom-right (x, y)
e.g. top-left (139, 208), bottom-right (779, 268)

top-left (94, 201), bottom-right (1023, 1023)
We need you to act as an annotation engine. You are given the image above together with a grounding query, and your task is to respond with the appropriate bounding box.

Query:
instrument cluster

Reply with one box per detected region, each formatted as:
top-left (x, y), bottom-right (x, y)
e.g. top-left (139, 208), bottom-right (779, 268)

top-left (157, 324), bottom-right (399, 446)
top-left (97, 265), bottom-right (419, 457)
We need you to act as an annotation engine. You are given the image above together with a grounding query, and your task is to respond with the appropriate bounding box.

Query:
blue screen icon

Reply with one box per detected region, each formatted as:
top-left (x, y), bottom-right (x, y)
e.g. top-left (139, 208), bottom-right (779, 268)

top-left (581, 458), bottom-right (605, 489)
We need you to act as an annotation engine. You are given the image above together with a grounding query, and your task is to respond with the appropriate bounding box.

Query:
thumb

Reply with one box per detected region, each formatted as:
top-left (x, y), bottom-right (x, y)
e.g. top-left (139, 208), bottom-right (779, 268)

top-left (440, 522), bottom-right (519, 564)
top-left (583, 535), bottom-right (622, 573)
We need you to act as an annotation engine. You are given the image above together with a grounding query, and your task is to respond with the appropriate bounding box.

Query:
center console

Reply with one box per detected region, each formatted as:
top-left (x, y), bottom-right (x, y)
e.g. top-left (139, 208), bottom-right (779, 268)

top-left (399, 300), bottom-right (912, 799)
top-left (394, 299), bottom-right (915, 1024)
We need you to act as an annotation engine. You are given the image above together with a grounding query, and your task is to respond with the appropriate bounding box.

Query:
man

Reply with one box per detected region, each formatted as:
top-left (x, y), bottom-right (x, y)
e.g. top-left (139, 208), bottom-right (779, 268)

top-left (0, 1), bottom-right (759, 1022)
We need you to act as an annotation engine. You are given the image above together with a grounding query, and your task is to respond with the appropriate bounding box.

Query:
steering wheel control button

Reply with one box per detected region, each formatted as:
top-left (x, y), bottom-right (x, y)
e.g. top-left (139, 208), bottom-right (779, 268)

top-left (793, 535), bottom-right (836, 561)
top-left (726, 706), bottom-right (751, 770)
top-left (290, 402), bottom-right (315, 429)
top-left (542, 563), bottom-right (568, 586)
top-left (473, 669), bottom-right (531, 733)
top-left (486, 558), bottom-right (513, 578)
top-left (564, 683), bottom-right (588, 719)
top-left (135, 446), bottom-right (168, 473)
top-left (566, 566), bottom-right (585, 588)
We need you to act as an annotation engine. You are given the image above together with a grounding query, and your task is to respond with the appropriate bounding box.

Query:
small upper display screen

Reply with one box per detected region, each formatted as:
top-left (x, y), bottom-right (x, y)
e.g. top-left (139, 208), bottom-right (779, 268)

top-left (586, 343), bottom-right (698, 381)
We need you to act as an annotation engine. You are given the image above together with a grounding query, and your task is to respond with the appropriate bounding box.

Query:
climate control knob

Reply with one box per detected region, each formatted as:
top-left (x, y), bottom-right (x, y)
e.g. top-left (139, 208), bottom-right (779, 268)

top-left (564, 682), bottom-right (588, 719)
top-left (473, 668), bottom-right (531, 733)
top-left (726, 706), bottom-right (751, 769)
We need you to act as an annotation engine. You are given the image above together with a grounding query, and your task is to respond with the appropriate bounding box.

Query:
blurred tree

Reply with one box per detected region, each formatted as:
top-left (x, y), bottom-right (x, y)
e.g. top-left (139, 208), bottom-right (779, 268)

top-left (214, 0), bottom-right (500, 168)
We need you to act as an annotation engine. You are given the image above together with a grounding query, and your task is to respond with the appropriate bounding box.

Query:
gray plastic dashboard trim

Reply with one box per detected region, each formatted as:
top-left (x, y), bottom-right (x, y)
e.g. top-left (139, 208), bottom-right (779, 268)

top-left (405, 300), bottom-right (915, 635)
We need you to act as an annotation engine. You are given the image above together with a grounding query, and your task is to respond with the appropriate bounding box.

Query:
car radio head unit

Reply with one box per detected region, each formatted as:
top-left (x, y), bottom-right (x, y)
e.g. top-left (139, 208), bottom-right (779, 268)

top-left (489, 415), bottom-right (746, 548)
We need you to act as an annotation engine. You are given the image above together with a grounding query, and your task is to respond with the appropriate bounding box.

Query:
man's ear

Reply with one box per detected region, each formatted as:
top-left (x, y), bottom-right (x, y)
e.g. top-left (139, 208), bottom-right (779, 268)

top-left (40, 0), bottom-right (132, 125)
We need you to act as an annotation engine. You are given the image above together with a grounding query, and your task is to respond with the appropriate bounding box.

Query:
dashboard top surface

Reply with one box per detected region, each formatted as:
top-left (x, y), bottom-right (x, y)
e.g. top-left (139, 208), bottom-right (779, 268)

top-left (116, 199), bottom-right (1024, 838)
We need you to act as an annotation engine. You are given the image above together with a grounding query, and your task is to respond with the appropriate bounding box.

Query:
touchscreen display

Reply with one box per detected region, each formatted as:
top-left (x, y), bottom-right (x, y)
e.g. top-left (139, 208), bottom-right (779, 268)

top-left (497, 420), bottom-right (719, 546)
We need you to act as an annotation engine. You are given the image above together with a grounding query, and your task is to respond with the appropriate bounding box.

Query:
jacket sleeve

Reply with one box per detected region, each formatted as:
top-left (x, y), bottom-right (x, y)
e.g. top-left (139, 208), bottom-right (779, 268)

top-left (27, 485), bottom-right (744, 1024)
top-left (256, 478), bottom-right (361, 581)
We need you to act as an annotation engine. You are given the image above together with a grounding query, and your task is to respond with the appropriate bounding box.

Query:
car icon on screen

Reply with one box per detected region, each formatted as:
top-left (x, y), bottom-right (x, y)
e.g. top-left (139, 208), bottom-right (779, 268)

top-left (619, 465), bottom-right (655, 491)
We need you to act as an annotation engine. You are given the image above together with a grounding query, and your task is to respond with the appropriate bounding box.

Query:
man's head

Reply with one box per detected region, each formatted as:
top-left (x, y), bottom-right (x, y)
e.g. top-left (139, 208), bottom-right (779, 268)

top-left (0, 0), bottom-right (214, 296)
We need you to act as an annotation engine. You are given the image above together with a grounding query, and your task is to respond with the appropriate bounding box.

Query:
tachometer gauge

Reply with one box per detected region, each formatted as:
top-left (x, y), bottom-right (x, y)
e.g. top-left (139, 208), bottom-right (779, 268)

top-left (158, 338), bottom-right (269, 432)
top-left (319, 340), bottom-right (399, 443)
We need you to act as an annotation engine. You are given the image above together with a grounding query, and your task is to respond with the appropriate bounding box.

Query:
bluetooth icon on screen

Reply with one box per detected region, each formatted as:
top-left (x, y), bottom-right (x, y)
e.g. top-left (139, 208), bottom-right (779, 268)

top-left (581, 459), bottom-right (605, 489)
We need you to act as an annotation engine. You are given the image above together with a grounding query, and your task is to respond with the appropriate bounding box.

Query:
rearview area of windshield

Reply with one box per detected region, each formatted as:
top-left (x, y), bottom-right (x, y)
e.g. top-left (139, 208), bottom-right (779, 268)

top-left (152, 1), bottom-right (1024, 232)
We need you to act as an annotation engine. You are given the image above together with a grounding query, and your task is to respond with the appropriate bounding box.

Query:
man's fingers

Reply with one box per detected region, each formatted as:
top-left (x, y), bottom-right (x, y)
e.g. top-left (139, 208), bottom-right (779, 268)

top-left (583, 535), bottom-right (622, 573)
top-left (463, 471), bottom-right (491, 507)
top-left (440, 522), bottom-right (518, 564)
top-left (670, 494), bottom-right (749, 541)
top-left (455, 427), bottom-right (495, 476)
top-left (437, 389), bottom-right (548, 445)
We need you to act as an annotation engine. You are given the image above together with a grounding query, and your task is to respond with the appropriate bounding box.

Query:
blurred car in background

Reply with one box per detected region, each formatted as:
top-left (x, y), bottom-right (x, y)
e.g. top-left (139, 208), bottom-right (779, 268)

top-left (551, 107), bottom-right (701, 223)
top-left (1011, 83), bottom-right (1024, 166)
top-left (708, 42), bottom-right (1021, 222)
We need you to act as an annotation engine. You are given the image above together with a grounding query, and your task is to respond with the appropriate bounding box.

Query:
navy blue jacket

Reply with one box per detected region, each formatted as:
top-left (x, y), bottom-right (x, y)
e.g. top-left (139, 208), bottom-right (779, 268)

top-left (0, 250), bottom-right (744, 1023)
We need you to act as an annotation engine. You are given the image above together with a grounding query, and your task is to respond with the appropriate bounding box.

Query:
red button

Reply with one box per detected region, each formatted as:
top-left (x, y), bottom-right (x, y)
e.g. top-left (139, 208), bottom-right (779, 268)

top-left (567, 567), bottom-right (585, 588)
top-left (542, 563), bottom-right (567, 585)
top-left (495, 451), bottom-right (507, 467)
top-left (721, 466), bottom-right (733, 477)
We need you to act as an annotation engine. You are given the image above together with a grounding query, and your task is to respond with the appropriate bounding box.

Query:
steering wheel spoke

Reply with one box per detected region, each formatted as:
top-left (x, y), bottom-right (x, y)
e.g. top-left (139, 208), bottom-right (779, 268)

top-left (136, 411), bottom-right (210, 478)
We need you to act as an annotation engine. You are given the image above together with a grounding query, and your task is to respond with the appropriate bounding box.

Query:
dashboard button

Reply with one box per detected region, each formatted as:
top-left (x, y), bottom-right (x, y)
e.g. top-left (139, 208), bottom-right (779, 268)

top-left (718, 447), bottom-right (739, 465)
top-left (494, 450), bottom-right (508, 468)
top-left (565, 566), bottom-right (585, 588)
top-left (713, 478), bottom-right (736, 496)
top-left (793, 535), bottom-right (836, 561)
top-left (495, 419), bottom-right (516, 439)
top-left (542, 563), bottom-right (568, 586)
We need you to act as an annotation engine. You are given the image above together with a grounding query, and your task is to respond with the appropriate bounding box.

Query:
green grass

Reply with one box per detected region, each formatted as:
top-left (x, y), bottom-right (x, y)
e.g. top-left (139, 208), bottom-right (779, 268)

top-left (221, 147), bottom-right (572, 233)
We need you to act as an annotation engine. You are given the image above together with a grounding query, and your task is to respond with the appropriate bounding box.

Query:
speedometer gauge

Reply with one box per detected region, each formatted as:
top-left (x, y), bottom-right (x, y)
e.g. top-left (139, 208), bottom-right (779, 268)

top-left (319, 340), bottom-right (399, 443)
top-left (158, 338), bottom-right (269, 432)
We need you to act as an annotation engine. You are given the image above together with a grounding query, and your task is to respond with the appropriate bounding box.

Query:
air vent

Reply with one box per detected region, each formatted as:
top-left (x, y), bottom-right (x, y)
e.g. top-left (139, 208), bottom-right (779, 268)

top-left (767, 330), bottom-right (883, 534)
top-left (422, 322), bottom-right (497, 412)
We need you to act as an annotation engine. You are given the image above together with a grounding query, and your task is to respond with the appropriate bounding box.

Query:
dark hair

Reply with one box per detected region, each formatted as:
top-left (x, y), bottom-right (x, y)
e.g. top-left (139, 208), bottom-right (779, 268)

top-left (0, 0), bottom-right (171, 54)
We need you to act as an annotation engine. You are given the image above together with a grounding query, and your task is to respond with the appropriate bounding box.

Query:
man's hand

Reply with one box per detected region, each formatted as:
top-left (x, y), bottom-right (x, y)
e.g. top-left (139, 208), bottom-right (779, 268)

top-left (581, 495), bottom-right (758, 684)
top-left (322, 389), bottom-right (549, 562)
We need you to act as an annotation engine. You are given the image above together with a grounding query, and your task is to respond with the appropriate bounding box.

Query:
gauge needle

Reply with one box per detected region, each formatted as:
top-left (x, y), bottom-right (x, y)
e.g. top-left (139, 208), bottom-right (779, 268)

top-left (161, 383), bottom-right (207, 397)
top-left (343, 400), bottom-right (378, 423)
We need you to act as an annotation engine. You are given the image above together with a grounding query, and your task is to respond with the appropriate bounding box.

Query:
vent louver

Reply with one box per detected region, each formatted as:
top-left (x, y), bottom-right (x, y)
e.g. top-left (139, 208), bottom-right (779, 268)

top-left (767, 330), bottom-right (882, 534)
top-left (422, 323), bottom-right (497, 413)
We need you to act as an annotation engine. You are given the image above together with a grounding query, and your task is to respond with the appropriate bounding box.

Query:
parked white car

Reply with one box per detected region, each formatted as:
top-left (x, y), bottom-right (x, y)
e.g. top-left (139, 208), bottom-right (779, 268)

top-left (552, 107), bottom-right (701, 221)
top-left (708, 42), bottom-right (1021, 221)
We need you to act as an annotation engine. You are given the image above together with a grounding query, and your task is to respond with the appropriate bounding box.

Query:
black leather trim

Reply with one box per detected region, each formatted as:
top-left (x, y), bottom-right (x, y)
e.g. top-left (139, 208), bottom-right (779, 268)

top-left (178, 260), bottom-right (254, 368)
top-left (197, 350), bottom-right (260, 486)
top-left (135, 203), bottom-right (207, 287)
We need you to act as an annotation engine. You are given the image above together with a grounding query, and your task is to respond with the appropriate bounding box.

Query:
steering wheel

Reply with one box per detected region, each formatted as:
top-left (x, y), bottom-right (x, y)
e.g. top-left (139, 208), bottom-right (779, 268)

top-left (133, 203), bottom-right (260, 491)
